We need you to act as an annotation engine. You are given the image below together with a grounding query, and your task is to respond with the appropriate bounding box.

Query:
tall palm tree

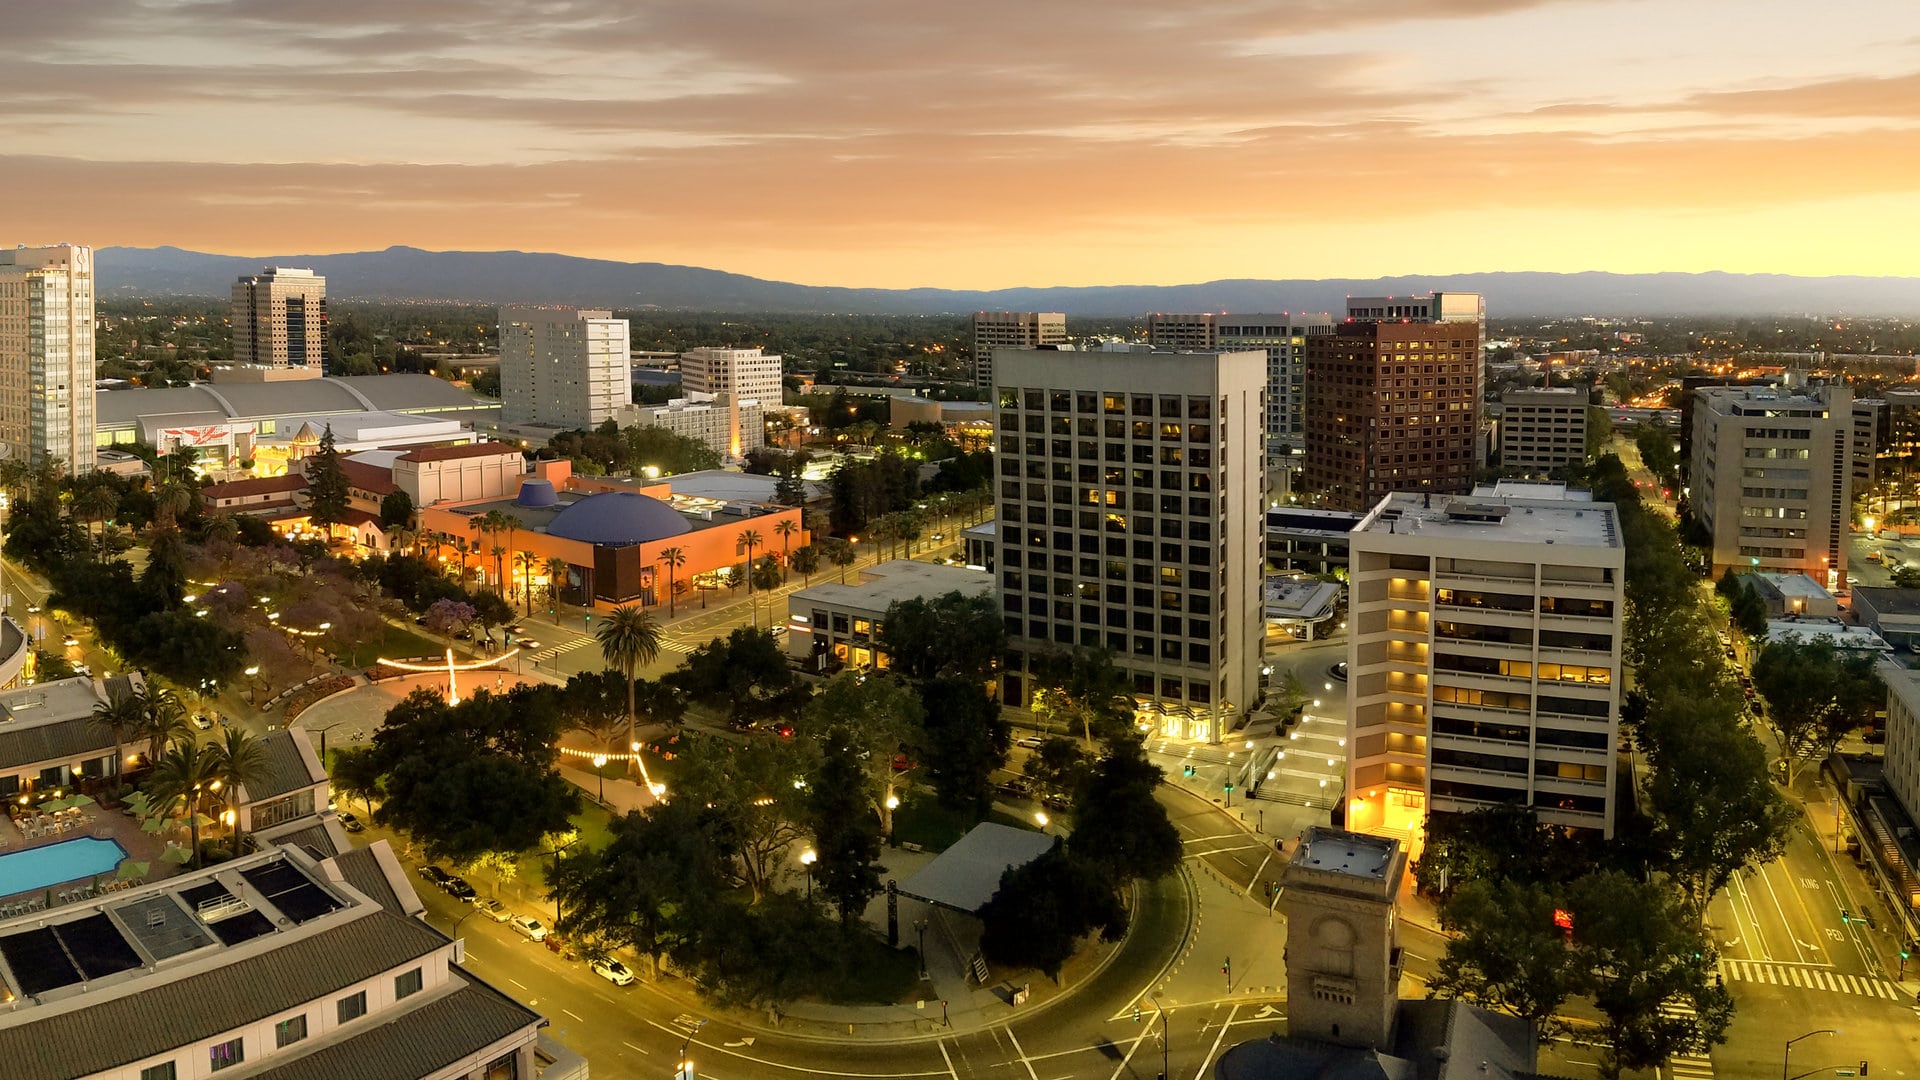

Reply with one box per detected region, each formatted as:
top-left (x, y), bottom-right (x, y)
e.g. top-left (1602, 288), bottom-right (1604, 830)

top-left (490, 545), bottom-right (507, 595)
top-left (136, 688), bottom-right (190, 762)
top-left (737, 529), bottom-right (763, 595)
top-left (828, 538), bottom-right (856, 583)
top-left (454, 537), bottom-right (472, 582)
top-left (791, 545), bottom-right (820, 586)
top-left (595, 606), bottom-right (662, 780)
top-left (88, 686), bottom-right (145, 790)
top-left (149, 739), bottom-right (221, 869)
top-left (76, 485), bottom-right (118, 553)
top-left (773, 519), bottom-right (798, 582)
top-left (658, 547), bottom-right (686, 618)
top-left (469, 513), bottom-right (493, 588)
top-left (515, 550), bottom-right (540, 615)
top-left (207, 728), bottom-right (269, 857)
top-left (544, 556), bottom-right (570, 613)
top-left (500, 514), bottom-right (523, 598)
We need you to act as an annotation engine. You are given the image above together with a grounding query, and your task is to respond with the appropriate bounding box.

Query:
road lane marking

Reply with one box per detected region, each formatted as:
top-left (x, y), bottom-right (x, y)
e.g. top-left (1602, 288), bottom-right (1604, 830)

top-left (1243, 852), bottom-right (1273, 897)
top-left (1005, 1027), bottom-right (1042, 1080)
top-left (622, 1041), bottom-right (649, 1055)
top-left (1193, 1003), bottom-right (1239, 1080)
top-left (563, 1009), bottom-right (583, 1021)
top-left (938, 1040), bottom-right (960, 1080)
top-left (642, 1019), bottom-right (947, 1077)
top-left (1754, 860), bottom-right (1810, 963)
top-left (1104, 1019), bottom-right (1156, 1080)
top-left (508, 978), bottom-right (526, 989)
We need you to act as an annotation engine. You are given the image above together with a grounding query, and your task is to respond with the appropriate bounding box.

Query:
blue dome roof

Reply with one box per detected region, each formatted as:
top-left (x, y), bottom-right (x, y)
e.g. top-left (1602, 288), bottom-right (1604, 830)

top-left (545, 491), bottom-right (693, 546)
top-left (514, 478), bottom-right (558, 509)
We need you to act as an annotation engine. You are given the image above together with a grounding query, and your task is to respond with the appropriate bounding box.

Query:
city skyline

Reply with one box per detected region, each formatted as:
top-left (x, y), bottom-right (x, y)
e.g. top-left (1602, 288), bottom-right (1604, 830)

top-left (8, 1), bottom-right (1920, 289)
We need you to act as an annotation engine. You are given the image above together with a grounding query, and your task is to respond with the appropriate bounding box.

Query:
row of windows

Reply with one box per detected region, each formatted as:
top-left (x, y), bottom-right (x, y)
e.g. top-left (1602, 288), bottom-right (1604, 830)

top-left (1000, 437), bottom-right (1216, 467)
top-left (1004, 564), bottom-right (1213, 591)
top-left (1431, 654), bottom-right (1611, 684)
top-left (1007, 414), bottom-right (1217, 442)
top-left (1003, 531), bottom-right (1220, 567)
top-left (999, 485), bottom-right (1218, 517)
top-left (1005, 460), bottom-right (1217, 492)
top-left (1428, 778), bottom-right (1606, 816)
top-left (141, 969), bottom-right (424, 1078)
top-left (1007, 618), bottom-right (1214, 665)
top-left (1006, 589), bottom-right (1215, 619)
top-left (1002, 504), bottom-right (1216, 540)
top-left (999, 389), bottom-right (1214, 419)
top-left (1742, 487), bottom-right (1809, 500)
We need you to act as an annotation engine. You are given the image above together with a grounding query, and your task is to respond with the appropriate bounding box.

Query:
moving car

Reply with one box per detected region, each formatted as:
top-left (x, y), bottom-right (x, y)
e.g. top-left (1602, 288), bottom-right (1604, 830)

top-left (337, 812), bottom-right (364, 833)
top-left (61, 635), bottom-right (79, 647)
top-left (518, 640), bottom-right (541, 651)
top-left (474, 898), bottom-right (511, 922)
top-left (441, 875), bottom-right (477, 902)
top-left (590, 958), bottom-right (636, 986)
top-left (508, 915), bottom-right (548, 942)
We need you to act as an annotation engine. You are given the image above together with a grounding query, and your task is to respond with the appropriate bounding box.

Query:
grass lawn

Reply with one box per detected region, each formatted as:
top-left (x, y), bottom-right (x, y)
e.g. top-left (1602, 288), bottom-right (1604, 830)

top-left (889, 789), bottom-right (1033, 852)
top-left (816, 930), bottom-right (923, 1005)
top-left (351, 623), bottom-right (443, 665)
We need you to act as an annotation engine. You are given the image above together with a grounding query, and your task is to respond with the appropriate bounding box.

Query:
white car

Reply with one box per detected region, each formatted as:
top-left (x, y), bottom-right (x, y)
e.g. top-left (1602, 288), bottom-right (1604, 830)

top-left (192, 715), bottom-right (214, 731)
top-left (1015, 735), bottom-right (1045, 750)
top-left (507, 915), bottom-right (548, 942)
top-left (474, 898), bottom-right (511, 923)
top-left (590, 958), bottom-right (635, 986)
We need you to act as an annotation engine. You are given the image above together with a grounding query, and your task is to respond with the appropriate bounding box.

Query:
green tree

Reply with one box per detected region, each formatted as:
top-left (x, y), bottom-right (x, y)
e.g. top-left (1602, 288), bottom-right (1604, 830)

top-left (879, 589), bottom-right (1006, 683)
top-left (330, 744), bottom-right (384, 816)
top-left (670, 627), bottom-right (807, 729)
top-left (1751, 634), bottom-right (1886, 783)
top-left (206, 727), bottom-right (268, 856)
top-left (88, 685), bottom-right (145, 789)
top-left (1634, 425), bottom-right (1679, 485)
top-left (808, 733), bottom-right (885, 926)
top-left (799, 671), bottom-right (924, 835)
top-left (1275, 669), bottom-right (1310, 718)
top-left (1729, 584), bottom-right (1768, 639)
top-left (674, 733), bottom-right (817, 901)
top-left (1032, 648), bottom-right (1135, 749)
top-left (1643, 715), bottom-right (1793, 918)
top-left (549, 798), bottom-right (729, 979)
top-left (826, 537), bottom-right (856, 583)
top-left (1068, 736), bottom-right (1181, 889)
top-left (1431, 878), bottom-right (1578, 1040)
top-left (134, 687), bottom-right (191, 762)
top-left (595, 604), bottom-right (663, 780)
top-left (790, 544), bottom-right (820, 585)
top-left (305, 424), bottom-right (351, 529)
top-left (978, 844), bottom-right (1126, 981)
top-left (657, 546), bottom-right (686, 618)
top-left (1893, 565), bottom-right (1920, 589)
top-left (1713, 567), bottom-right (1745, 602)
top-left (1567, 871), bottom-right (1733, 1080)
top-left (914, 676), bottom-right (1009, 817)
top-left (1022, 737), bottom-right (1091, 801)
top-left (148, 739), bottom-right (222, 868)
top-left (379, 489), bottom-right (414, 531)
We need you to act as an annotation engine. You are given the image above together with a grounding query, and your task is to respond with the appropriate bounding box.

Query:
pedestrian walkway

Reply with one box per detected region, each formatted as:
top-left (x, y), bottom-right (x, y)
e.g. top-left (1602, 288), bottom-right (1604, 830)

top-left (1718, 958), bottom-right (1904, 999)
top-left (1658, 1000), bottom-right (1715, 1080)
top-left (525, 638), bottom-right (594, 663)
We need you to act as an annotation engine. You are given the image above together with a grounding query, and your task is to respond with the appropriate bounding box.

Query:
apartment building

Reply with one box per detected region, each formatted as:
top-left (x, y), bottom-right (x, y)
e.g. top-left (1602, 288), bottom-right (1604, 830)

top-left (678, 347), bottom-right (783, 408)
top-left (231, 267), bottom-right (327, 370)
top-left (498, 307), bottom-right (632, 429)
top-left (1691, 384), bottom-right (1852, 584)
top-left (0, 244), bottom-right (95, 472)
top-left (992, 347), bottom-right (1265, 743)
top-left (971, 312), bottom-right (1066, 389)
top-left (1498, 387), bottom-right (1588, 474)
top-left (1854, 397), bottom-right (1882, 494)
top-left (621, 392), bottom-right (765, 459)
top-left (1145, 312), bottom-right (1332, 457)
top-left (1346, 485), bottom-right (1624, 841)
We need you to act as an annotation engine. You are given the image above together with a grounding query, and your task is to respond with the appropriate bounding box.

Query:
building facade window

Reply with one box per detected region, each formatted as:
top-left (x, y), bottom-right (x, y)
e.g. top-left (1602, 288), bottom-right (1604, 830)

top-left (209, 1038), bottom-right (245, 1072)
top-left (337, 989), bottom-right (368, 1023)
top-left (275, 1015), bottom-right (308, 1048)
top-left (396, 967), bottom-right (424, 999)
top-left (140, 1064), bottom-right (177, 1080)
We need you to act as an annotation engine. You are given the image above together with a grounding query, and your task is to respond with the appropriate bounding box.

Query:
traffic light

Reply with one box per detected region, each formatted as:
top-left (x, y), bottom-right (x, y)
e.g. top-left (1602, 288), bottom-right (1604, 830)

top-left (1901, 944), bottom-right (1910, 961)
top-left (1182, 764), bottom-right (1195, 778)
top-left (1842, 909), bottom-right (1853, 924)
top-left (1132, 1004), bottom-right (1142, 1022)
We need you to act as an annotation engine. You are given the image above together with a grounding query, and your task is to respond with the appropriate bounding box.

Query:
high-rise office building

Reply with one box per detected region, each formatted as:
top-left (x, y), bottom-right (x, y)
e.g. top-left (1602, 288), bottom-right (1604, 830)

top-left (1346, 484), bottom-right (1625, 841)
top-left (992, 347), bottom-right (1265, 743)
top-left (1498, 387), bottom-right (1588, 474)
top-left (1691, 384), bottom-right (1852, 586)
top-left (1852, 397), bottom-right (1881, 495)
top-left (1147, 312), bottom-right (1332, 457)
top-left (0, 244), bottom-right (95, 473)
top-left (972, 312), bottom-right (1066, 389)
top-left (230, 267), bottom-right (327, 370)
top-left (679, 347), bottom-right (783, 407)
top-left (1303, 294), bottom-right (1485, 510)
top-left (498, 307), bottom-right (632, 430)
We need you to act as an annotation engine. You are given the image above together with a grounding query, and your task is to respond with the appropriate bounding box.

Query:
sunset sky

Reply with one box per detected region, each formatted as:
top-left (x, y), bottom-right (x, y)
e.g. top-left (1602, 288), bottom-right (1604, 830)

top-left (10, 0), bottom-right (1920, 288)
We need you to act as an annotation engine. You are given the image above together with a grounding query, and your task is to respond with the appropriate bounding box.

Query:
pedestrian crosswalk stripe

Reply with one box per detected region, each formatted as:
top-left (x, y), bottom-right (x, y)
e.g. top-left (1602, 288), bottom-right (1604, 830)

top-left (1719, 959), bottom-right (1900, 999)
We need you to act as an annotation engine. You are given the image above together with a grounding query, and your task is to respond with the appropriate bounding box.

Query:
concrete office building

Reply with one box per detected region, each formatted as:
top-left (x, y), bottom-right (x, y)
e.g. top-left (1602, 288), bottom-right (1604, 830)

top-left (992, 347), bottom-right (1266, 743)
top-left (231, 268), bottom-right (327, 370)
top-left (1346, 486), bottom-right (1625, 841)
top-left (1499, 387), bottom-right (1588, 474)
top-left (1282, 828), bottom-right (1407, 1049)
top-left (1854, 397), bottom-right (1882, 494)
top-left (679, 347), bottom-right (783, 409)
top-left (499, 307), bottom-right (632, 430)
top-left (1303, 294), bottom-right (1485, 510)
top-left (0, 244), bottom-right (95, 473)
top-left (971, 312), bottom-right (1066, 389)
top-left (1148, 312), bottom-right (1332, 456)
top-left (1691, 384), bottom-right (1852, 586)
top-left (621, 392), bottom-right (765, 460)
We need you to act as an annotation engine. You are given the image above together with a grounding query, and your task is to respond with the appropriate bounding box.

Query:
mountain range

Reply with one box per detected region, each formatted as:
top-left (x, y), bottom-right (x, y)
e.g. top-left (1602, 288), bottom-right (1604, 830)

top-left (93, 245), bottom-right (1920, 318)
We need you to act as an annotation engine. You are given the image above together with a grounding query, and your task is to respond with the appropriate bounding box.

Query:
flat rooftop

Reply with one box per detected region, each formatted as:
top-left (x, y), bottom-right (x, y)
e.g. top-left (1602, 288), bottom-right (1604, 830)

top-left (1356, 491), bottom-right (1621, 549)
top-left (1853, 586), bottom-right (1920, 617)
top-left (1470, 480), bottom-right (1592, 502)
top-left (1767, 618), bottom-right (1892, 652)
top-left (1755, 572), bottom-right (1831, 601)
top-left (792, 560), bottom-right (992, 612)
top-left (0, 677), bottom-right (110, 730)
top-left (1295, 827), bottom-right (1399, 881)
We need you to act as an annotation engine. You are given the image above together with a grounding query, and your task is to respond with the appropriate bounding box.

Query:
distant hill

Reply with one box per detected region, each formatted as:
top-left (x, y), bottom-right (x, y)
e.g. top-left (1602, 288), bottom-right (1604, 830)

top-left (93, 245), bottom-right (1920, 317)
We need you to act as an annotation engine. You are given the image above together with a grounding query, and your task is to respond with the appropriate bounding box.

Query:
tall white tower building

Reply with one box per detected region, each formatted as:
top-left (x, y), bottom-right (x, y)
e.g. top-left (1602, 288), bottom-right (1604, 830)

top-left (972, 312), bottom-right (1066, 389)
top-left (498, 307), bottom-right (632, 430)
top-left (0, 244), bottom-right (95, 473)
top-left (993, 347), bottom-right (1265, 743)
top-left (678, 347), bottom-right (782, 406)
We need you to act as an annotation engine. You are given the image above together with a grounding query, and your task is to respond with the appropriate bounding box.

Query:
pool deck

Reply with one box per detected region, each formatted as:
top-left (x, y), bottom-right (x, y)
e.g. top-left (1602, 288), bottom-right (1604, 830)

top-left (0, 801), bottom-right (184, 907)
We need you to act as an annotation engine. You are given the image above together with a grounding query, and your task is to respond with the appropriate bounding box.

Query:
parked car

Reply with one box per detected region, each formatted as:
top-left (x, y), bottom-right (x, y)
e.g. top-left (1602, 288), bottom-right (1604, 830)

top-left (1015, 735), bottom-right (1045, 750)
top-left (192, 714), bottom-right (213, 731)
top-left (454, 628), bottom-right (474, 640)
top-left (590, 958), bottom-right (636, 986)
top-left (337, 811), bottom-right (364, 833)
top-left (413, 614), bottom-right (429, 625)
top-left (441, 875), bottom-right (477, 902)
top-left (71, 663), bottom-right (90, 676)
top-left (417, 864), bottom-right (450, 888)
top-left (474, 898), bottom-right (511, 922)
top-left (508, 915), bottom-right (549, 942)
top-left (772, 722), bottom-right (795, 738)
top-left (506, 624), bottom-right (525, 635)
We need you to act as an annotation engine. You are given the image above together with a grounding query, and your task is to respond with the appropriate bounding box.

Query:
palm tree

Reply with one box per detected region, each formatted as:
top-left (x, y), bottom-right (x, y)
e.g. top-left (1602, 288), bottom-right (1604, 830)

top-left (88, 686), bottom-right (145, 790)
top-left (658, 547), bottom-right (686, 618)
top-left (149, 739), bottom-right (221, 869)
top-left (515, 550), bottom-right (541, 616)
top-left (489, 545), bottom-right (507, 595)
top-left (468, 514), bottom-right (492, 587)
top-left (773, 519), bottom-right (798, 582)
top-left (737, 529), bottom-right (763, 595)
top-left (750, 556), bottom-right (783, 629)
top-left (135, 688), bottom-right (190, 762)
top-left (76, 485), bottom-right (118, 553)
top-left (206, 728), bottom-right (268, 857)
top-left (500, 514), bottom-right (523, 598)
top-left (828, 538), bottom-right (856, 583)
top-left (596, 606), bottom-right (663, 781)
top-left (791, 545), bottom-right (820, 586)
top-left (454, 537), bottom-right (472, 582)
top-left (544, 556), bottom-right (570, 613)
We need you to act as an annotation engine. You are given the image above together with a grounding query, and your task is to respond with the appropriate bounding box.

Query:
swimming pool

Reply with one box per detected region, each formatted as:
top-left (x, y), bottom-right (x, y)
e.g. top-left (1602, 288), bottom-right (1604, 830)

top-left (0, 837), bottom-right (129, 897)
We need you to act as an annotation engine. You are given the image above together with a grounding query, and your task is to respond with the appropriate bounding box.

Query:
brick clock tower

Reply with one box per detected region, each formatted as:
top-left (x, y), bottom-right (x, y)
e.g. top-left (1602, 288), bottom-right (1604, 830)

top-left (1283, 827), bottom-right (1407, 1049)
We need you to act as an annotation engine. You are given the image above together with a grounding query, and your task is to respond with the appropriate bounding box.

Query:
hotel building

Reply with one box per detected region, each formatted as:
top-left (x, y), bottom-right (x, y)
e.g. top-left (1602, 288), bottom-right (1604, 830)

top-left (499, 307), bottom-right (632, 430)
top-left (971, 312), bottom-right (1066, 389)
top-left (231, 268), bottom-right (327, 370)
top-left (1690, 384), bottom-right (1852, 585)
top-left (0, 244), bottom-right (95, 472)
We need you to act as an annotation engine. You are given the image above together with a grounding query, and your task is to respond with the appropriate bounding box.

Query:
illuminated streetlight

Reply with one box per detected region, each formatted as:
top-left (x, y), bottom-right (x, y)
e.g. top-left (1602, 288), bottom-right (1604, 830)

top-left (800, 849), bottom-right (816, 901)
top-left (592, 755), bottom-right (607, 803)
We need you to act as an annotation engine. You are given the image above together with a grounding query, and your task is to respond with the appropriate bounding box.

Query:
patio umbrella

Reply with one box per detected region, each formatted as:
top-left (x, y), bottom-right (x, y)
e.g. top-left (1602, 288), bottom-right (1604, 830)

top-left (66, 794), bottom-right (96, 808)
top-left (122, 791), bottom-right (153, 816)
top-left (116, 860), bottom-right (150, 880)
top-left (141, 816), bottom-right (171, 833)
top-left (40, 796), bottom-right (71, 812)
top-left (161, 845), bottom-right (193, 864)
top-left (189, 812), bottom-right (217, 830)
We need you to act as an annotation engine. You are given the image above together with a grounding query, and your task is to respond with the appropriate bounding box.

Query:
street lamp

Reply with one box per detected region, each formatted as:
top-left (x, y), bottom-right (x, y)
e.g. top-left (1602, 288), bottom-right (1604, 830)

top-left (592, 755), bottom-right (607, 804)
top-left (243, 666), bottom-right (261, 706)
top-left (676, 1018), bottom-right (707, 1080)
top-left (1783, 1028), bottom-right (1837, 1080)
top-left (1151, 992), bottom-right (1171, 1080)
top-left (800, 849), bottom-right (816, 901)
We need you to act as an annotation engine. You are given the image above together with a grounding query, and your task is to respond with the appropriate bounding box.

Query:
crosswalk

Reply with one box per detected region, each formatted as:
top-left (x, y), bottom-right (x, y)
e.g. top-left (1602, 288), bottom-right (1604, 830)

top-left (1718, 958), bottom-right (1904, 999)
top-left (524, 638), bottom-right (594, 663)
top-left (1660, 1001), bottom-right (1714, 1080)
